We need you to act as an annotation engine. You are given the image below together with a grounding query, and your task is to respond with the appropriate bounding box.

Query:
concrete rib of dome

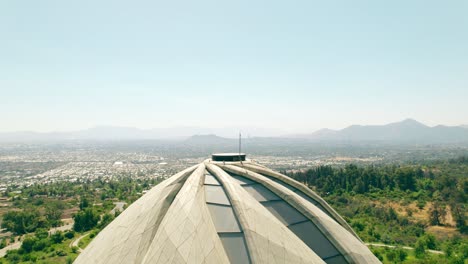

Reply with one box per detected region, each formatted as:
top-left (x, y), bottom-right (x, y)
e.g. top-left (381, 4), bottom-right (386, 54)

top-left (75, 159), bottom-right (381, 264)
top-left (216, 163), bottom-right (374, 263)
top-left (226, 162), bottom-right (360, 240)
top-left (207, 163), bottom-right (326, 264)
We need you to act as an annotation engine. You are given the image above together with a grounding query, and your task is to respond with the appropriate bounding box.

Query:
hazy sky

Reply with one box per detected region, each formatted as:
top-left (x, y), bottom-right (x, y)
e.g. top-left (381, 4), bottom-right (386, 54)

top-left (1, 0), bottom-right (467, 133)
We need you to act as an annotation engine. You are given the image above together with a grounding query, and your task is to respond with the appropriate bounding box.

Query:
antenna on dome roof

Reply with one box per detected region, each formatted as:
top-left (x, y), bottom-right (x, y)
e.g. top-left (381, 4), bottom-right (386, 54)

top-left (211, 132), bottom-right (246, 162)
top-left (239, 132), bottom-right (242, 154)
top-left (239, 132), bottom-right (243, 164)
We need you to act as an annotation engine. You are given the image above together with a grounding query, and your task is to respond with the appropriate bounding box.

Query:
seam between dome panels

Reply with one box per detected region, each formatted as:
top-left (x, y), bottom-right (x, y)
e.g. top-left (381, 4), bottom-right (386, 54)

top-left (205, 163), bottom-right (253, 264)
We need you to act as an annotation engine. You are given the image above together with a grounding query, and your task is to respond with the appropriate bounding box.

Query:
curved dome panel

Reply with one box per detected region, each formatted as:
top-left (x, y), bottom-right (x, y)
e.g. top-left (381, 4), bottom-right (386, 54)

top-left (75, 157), bottom-right (381, 264)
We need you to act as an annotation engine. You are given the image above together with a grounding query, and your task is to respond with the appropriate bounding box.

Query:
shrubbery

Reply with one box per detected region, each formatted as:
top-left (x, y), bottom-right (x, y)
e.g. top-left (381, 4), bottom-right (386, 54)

top-left (73, 208), bottom-right (100, 232)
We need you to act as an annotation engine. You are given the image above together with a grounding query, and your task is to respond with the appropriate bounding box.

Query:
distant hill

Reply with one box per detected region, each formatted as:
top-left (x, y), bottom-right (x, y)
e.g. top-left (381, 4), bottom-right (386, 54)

top-left (184, 134), bottom-right (232, 144)
top-left (0, 126), bottom-right (283, 142)
top-left (1, 119), bottom-right (468, 143)
top-left (292, 119), bottom-right (468, 143)
top-left (0, 127), bottom-right (161, 142)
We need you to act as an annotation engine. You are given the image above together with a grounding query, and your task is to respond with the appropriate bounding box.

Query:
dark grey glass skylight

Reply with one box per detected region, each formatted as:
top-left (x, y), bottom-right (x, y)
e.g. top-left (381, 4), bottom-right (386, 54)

top-left (204, 173), bottom-right (221, 185)
top-left (262, 200), bottom-right (307, 225)
top-left (219, 233), bottom-right (250, 264)
top-left (204, 172), bottom-right (251, 264)
top-left (242, 184), bottom-right (281, 202)
top-left (207, 204), bottom-right (241, 232)
top-left (205, 185), bottom-right (231, 205)
top-left (289, 221), bottom-right (341, 259)
top-left (262, 174), bottom-right (333, 218)
top-left (231, 175), bottom-right (256, 186)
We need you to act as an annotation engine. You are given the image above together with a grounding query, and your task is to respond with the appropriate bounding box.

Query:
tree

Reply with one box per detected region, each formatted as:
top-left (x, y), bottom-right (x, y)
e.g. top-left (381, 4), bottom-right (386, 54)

top-left (0, 239), bottom-right (6, 249)
top-left (32, 239), bottom-right (49, 251)
top-left (395, 168), bottom-right (416, 191)
top-left (98, 213), bottom-right (114, 230)
top-left (387, 207), bottom-right (398, 221)
top-left (51, 231), bottom-right (64, 244)
top-left (422, 234), bottom-right (437, 250)
top-left (386, 250), bottom-right (396, 262)
top-left (414, 239), bottom-right (426, 258)
top-left (79, 196), bottom-right (89, 210)
top-left (73, 208), bottom-right (99, 232)
top-left (65, 231), bottom-right (75, 239)
top-left (395, 247), bottom-right (407, 262)
top-left (45, 200), bottom-right (65, 227)
top-left (452, 204), bottom-right (467, 234)
top-left (21, 236), bottom-right (37, 253)
top-left (35, 228), bottom-right (49, 240)
top-left (429, 203), bottom-right (446, 226)
top-left (1, 210), bottom-right (42, 234)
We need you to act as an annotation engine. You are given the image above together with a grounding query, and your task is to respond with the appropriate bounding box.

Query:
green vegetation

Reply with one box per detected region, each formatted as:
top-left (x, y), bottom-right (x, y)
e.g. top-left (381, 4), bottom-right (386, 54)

top-left (1, 177), bottom-right (160, 235)
top-left (0, 177), bottom-right (160, 263)
top-left (289, 156), bottom-right (468, 263)
top-left (0, 230), bottom-right (78, 264)
top-left (1, 199), bottom-right (66, 236)
top-left (1, 210), bottom-right (46, 235)
top-left (72, 208), bottom-right (100, 232)
top-left (0, 157), bottom-right (466, 263)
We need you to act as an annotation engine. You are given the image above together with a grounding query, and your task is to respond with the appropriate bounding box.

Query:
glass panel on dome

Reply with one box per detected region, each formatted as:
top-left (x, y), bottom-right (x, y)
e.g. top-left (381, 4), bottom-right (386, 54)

top-left (261, 200), bottom-right (307, 225)
top-left (204, 174), bottom-right (221, 185)
top-left (262, 174), bottom-right (334, 218)
top-left (323, 255), bottom-right (348, 264)
top-left (207, 204), bottom-right (241, 233)
top-left (205, 185), bottom-right (231, 205)
top-left (289, 221), bottom-right (341, 260)
top-left (231, 175), bottom-right (256, 186)
top-left (219, 233), bottom-right (251, 264)
top-left (204, 172), bottom-right (250, 263)
top-left (243, 184), bottom-right (281, 202)
top-left (270, 178), bottom-right (297, 191)
top-left (294, 191), bottom-right (331, 217)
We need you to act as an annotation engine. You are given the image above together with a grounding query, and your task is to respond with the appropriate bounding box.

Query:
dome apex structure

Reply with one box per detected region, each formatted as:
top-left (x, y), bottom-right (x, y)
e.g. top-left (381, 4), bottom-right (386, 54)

top-left (75, 155), bottom-right (380, 264)
top-left (212, 152), bottom-right (246, 162)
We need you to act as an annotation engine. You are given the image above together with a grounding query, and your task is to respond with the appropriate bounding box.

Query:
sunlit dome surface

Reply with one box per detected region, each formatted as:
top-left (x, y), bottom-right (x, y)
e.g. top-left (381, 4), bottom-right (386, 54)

top-left (75, 154), bottom-right (380, 264)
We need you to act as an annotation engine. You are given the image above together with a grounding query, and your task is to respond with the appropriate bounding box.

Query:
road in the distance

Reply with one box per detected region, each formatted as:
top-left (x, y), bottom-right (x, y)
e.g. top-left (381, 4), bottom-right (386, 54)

top-left (366, 243), bottom-right (444, 255)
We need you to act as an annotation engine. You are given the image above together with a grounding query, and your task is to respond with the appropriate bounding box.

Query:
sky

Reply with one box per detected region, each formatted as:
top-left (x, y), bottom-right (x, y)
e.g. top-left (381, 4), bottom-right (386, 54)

top-left (1, 0), bottom-right (467, 134)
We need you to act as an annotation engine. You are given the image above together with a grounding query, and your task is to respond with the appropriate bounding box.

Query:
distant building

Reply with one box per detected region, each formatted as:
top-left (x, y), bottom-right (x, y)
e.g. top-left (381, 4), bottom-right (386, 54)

top-left (75, 153), bottom-right (380, 264)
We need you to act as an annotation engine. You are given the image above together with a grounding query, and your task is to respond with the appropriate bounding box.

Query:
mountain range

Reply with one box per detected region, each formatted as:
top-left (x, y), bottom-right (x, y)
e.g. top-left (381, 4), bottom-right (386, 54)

top-left (288, 119), bottom-right (468, 143)
top-left (0, 127), bottom-right (279, 142)
top-left (1, 119), bottom-right (468, 143)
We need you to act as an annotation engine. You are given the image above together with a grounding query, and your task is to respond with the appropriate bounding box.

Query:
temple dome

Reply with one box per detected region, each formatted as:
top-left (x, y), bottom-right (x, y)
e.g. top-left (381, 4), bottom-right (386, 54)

top-left (75, 154), bottom-right (380, 264)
